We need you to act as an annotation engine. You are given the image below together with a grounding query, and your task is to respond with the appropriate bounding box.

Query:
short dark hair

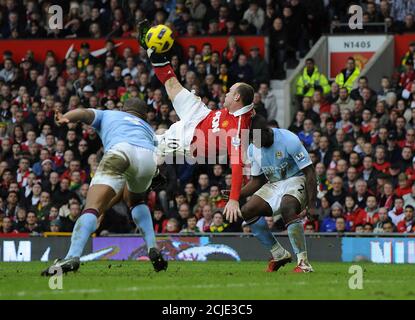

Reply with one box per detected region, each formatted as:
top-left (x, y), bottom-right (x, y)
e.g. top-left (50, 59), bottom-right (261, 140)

top-left (236, 83), bottom-right (254, 106)
top-left (123, 97), bottom-right (148, 117)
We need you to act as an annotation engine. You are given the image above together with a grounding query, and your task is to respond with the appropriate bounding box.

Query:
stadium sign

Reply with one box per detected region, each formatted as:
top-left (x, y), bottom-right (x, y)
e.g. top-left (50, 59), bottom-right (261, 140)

top-left (342, 238), bottom-right (415, 264)
top-left (328, 35), bottom-right (388, 79)
top-left (0, 238), bottom-right (92, 262)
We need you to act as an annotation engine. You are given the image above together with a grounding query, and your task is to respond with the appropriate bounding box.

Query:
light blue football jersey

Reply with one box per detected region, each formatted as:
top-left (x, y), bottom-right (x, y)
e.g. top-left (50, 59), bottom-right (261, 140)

top-left (90, 109), bottom-right (157, 152)
top-left (247, 128), bottom-right (312, 183)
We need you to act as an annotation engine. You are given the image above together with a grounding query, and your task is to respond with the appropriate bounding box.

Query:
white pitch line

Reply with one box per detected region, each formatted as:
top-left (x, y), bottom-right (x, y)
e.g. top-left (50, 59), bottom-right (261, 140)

top-left (0, 281), bottom-right (299, 298)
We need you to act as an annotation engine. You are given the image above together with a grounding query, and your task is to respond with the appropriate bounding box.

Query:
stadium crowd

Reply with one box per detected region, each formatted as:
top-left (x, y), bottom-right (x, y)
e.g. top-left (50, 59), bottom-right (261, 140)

top-left (0, 0), bottom-right (414, 79)
top-left (0, 0), bottom-right (414, 236)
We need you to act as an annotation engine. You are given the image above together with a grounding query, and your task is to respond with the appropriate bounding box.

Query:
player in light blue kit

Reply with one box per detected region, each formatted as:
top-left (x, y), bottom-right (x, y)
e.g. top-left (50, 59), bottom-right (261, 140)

top-left (226, 115), bottom-right (317, 272)
top-left (42, 98), bottom-right (167, 275)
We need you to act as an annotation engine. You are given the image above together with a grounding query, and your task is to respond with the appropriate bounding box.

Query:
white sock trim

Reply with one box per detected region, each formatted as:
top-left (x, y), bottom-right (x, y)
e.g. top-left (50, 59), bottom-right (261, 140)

top-left (297, 251), bottom-right (308, 264)
top-left (270, 242), bottom-right (287, 260)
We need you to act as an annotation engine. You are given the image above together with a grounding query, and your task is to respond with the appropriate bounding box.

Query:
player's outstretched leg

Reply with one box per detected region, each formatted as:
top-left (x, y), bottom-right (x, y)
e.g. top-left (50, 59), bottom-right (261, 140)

top-left (241, 195), bottom-right (292, 272)
top-left (41, 185), bottom-right (115, 276)
top-left (126, 191), bottom-right (168, 272)
top-left (280, 195), bottom-right (314, 273)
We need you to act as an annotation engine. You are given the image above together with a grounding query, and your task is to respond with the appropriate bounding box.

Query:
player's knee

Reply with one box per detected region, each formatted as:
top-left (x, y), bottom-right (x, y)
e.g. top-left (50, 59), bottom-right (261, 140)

top-left (126, 192), bottom-right (146, 208)
top-left (241, 204), bottom-right (257, 221)
top-left (240, 205), bottom-right (249, 220)
top-left (280, 196), bottom-right (301, 222)
top-left (280, 204), bottom-right (298, 225)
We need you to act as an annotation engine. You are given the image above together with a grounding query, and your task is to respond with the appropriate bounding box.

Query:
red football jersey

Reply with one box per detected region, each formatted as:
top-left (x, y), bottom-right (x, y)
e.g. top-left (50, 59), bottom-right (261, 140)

top-left (191, 106), bottom-right (253, 201)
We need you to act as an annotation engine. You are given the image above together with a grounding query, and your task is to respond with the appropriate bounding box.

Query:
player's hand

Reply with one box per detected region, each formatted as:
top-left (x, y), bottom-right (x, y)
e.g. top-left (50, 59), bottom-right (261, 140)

top-left (54, 111), bottom-right (70, 126)
top-left (136, 19), bottom-right (171, 66)
top-left (221, 190), bottom-right (230, 200)
top-left (136, 19), bottom-right (150, 50)
top-left (224, 199), bottom-right (241, 223)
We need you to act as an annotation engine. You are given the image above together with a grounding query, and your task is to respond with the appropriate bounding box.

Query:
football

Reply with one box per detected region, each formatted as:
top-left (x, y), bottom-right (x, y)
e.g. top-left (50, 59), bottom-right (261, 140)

top-left (145, 24), bottom-right (174, 53)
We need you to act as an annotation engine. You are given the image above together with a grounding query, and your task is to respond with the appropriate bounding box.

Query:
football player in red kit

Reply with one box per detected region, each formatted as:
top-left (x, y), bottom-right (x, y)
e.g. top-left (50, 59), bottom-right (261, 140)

top-left (138, 20), bottom-right (254, 221)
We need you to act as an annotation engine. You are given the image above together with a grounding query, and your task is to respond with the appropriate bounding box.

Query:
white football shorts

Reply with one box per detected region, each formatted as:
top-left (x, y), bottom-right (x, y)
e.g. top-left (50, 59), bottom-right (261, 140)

top-left (254, 175), bottom-right (307, 219)
top-left (90, 142), bottom-right (157, 194)
top-left (157, 88), bottom-right (211, 155)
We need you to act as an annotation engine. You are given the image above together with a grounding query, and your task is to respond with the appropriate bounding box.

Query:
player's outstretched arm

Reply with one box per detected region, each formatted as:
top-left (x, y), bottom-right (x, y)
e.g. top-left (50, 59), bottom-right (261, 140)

top-left (165, 77), bottom-right (184, 102)
top-left (240, 174), bottom-right (267, 199)
top-left (55, 109), bottom-right (95, 126)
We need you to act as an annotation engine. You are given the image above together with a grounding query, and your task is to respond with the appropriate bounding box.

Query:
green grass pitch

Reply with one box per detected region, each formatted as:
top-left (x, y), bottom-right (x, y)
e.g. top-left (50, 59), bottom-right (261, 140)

top-left (0, 261), bottom-right (414, 300)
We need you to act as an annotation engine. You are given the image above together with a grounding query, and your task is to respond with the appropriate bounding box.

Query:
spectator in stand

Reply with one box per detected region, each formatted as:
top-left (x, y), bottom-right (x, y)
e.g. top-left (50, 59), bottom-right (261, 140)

top-left (335, 216), bottom-right (347, 233)
top-left (373, 207), bottom-right (391, 233)
top-left (229, 54), bottom-right (253, 85)
top-left (373, 145), bottom-right (391, 174)
top-left (396, 173), bottom-right (412, 197)
top-left (354, 179), bottom-right (372, 209)
top-left (268, 17), bottom-right (287, 79)
top-left (164, 218), bottom-right (180, 233)
top-left (320, 202), bottom-right (344, 232)
top-left (298, 118), bottom-right (314, 149)
top-left (180, 214), bottom-right (200, 233)
top-left (326, 176), bottom-right (346, 205)
top-left (153, 207), bottom-right (168, 233)
top-left (248, 46), bottom-right (269, 87)
top-left (221, 36), bottom-right (242, 66)
top-left (209, 210), bottom-right (229, 232)
top-left (344, 195), bottom-right (364, 231)
top-left (397, 205), bottom-right (415, 232)
top-left (288, 110), bottom-right (305, 135)
top-left (388, 197), bottom-right (406, 226)
top-left (403, 184), bottom-right (415, 208)
top-left (336, 87), bottom-right (355, 112)
top-left (196, 204), bottom-right (213, 232)
top-left (58, 201), bottom-right (81, 232)
top-left (335, 57), bottom-right (361, 93)
top-left (242, 1), bottom-right (265, 34)
top-left (296, 58), bottom-right (330, 98)
top-left (25, 211), bottom-right (42, 234)
top-left (0, 216), bottom-right (17, 233)
top-left (258, 83), bottom-right (277, 121)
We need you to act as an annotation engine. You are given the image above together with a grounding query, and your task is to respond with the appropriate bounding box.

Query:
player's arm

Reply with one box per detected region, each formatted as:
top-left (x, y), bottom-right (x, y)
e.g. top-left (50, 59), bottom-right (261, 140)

top-left (240, 173), bottom-right (267, 198)
top-left (301, 164), bottom-right (317, 216)
top-left (55, 108), bottom-right (95, 125)
top-left (165, 77), bottom-right (184, 102)
top-left (225, 134), bottom-right (253, 223)
top-left (286, 131), bottom-right (317, 216)
top-left (224, 162), bottom-right (243, 223)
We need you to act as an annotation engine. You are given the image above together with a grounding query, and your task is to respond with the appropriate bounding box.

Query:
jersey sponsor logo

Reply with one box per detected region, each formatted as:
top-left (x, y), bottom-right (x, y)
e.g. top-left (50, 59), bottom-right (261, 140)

top-left (295, 152), bottom-right (306, 162)
top-left (211, 111), bottom-right (222, 133)
top-left (222, 120), bottom-right (229, 128)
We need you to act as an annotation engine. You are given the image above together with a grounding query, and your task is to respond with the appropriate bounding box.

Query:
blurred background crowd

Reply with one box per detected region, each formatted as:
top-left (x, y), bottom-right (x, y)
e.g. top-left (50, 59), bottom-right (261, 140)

top-left (0, 0), bottom-right (415, 236)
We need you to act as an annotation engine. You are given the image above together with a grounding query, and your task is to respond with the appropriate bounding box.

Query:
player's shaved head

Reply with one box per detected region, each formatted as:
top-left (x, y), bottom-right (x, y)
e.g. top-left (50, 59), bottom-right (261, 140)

top-left (122, 97), bottom-right (148, 119)
top-left (250, 114), bottom-right (273, 148)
